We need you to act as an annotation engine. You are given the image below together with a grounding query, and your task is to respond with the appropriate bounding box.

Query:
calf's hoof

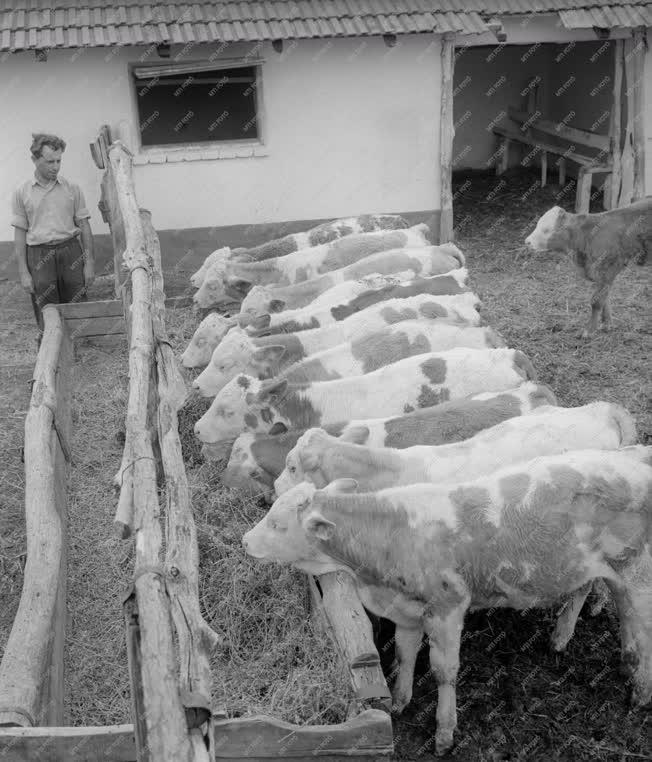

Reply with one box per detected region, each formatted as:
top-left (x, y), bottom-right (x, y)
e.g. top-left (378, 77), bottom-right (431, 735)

top-left (549, 629), bottom-right (572, 653)
top-left (435, 728), bottom-right (455, 756)
top-left (390, 688), bottom-right (412, 715)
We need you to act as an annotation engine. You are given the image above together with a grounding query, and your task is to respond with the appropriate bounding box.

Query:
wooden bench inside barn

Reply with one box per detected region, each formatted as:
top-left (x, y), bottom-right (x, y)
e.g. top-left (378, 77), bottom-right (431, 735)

top-left (493, 107), bottom-right (613, 213)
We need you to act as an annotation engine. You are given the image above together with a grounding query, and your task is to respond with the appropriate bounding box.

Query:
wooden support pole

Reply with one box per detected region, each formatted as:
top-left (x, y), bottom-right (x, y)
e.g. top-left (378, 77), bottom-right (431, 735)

top-left (439, 33), bottom-right (455, 244)
top-left (575, 168), bottom-right (593, 214)
top-left (108, 142), bottom-right (194, 762)
top-left (631, 28), bottom-right (646, 201)
top-left (0, 307), bottom-right (68, 728)
top-left (540, 150), bottom-right (547, 187)
top-left (143, 210), bottom-right (220, 756)
top-left (558, 157), bottom-right (566, 187)
top-left (610, 39), bottom-right (624, 207)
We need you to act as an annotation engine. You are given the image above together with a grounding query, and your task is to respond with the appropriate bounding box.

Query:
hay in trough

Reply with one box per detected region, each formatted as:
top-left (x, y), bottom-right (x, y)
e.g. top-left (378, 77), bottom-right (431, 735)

top-left (65, 341), bottom-right (133, 726)
top-left (171, 305), bottom-right (354, 725)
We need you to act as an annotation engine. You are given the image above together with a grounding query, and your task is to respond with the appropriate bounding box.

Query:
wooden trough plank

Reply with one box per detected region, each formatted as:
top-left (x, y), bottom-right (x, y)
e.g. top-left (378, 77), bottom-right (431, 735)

top-left (56, 299), bottom-right (124, 320)
top-left (311, 572), bottom-right (392, 714)
top-left (0, 724), bottom-right (137, 762)
top-left (0, 306), bottom-right (67, 728)
top-left (66, 315), bottom-right (126, 339)
top-left (212, 710), bottom-right (393, 759)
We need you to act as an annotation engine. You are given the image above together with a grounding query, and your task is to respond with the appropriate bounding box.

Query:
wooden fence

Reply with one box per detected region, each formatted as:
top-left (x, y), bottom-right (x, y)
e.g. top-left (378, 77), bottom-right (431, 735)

top-left (0, 128), bottom-right (394, 761)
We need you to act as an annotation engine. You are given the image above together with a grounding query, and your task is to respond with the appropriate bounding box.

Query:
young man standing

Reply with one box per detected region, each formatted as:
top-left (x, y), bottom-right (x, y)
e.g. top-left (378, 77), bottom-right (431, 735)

top-left (11, 133), bottom-right (95, 331)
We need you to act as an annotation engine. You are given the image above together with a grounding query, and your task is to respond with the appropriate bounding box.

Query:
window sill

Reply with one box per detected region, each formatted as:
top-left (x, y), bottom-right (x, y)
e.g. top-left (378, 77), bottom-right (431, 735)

top-left (133, 143), bottom-right (268, 165)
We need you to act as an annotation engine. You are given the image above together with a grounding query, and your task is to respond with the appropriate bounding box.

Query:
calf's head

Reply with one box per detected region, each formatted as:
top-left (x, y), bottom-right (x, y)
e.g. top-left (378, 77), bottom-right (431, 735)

top-left (194, 375), bottom-right (290, 443)
top-left (180, 313), bottom-right (235, 369)
top-left (242, 479), bottom-right (357, 573)
top-left (192, 327), bottom-right (287, 396)
top-left (275, 427), bottom-right (337, 495)
top-left (223, 431), bottom-right (276, 502)
top-left (193, 261), bottom-right (229, 308)
top-left (525, 206), bottom-right (571, 253)
top-left (240, 285), bottom-right (287, 317)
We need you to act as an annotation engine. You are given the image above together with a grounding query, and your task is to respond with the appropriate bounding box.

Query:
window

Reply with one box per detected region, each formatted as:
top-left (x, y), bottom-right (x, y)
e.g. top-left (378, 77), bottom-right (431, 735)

top-left (132, 61), bottom-right (261, 148)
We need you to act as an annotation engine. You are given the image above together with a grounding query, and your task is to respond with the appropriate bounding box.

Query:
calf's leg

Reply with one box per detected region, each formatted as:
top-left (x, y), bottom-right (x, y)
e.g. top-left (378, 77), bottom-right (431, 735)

top-left (607, 571), bottom-right (652, 707)
top-left (550, 581), bottom-right (591, 651)
top-left (390, 626), bottom-right (424, 714)
top-left (582, 282), bottom-right (610, 338)
top-left (424, 604), bottom-right (467, 756)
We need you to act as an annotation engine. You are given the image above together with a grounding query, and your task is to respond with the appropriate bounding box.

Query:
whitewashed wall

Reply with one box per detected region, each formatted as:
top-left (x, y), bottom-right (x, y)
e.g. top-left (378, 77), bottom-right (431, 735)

top-left (0, 35), bottom-right (441, 242)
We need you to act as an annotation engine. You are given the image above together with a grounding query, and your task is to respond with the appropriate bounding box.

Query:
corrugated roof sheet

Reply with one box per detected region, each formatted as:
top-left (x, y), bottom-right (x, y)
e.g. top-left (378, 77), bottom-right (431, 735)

top-left (0, 1), bottom-right (650, 52)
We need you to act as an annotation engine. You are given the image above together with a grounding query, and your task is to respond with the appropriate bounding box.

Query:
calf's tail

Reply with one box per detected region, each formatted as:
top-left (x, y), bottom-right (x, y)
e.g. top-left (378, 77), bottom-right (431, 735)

top-left (513, 350), bottom-right (538, 382)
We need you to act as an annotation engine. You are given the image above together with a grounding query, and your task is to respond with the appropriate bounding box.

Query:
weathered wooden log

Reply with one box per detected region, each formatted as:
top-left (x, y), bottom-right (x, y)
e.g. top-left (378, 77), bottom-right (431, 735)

top-left (142, 210), bottom-right (221, 728)
top-left (109, 143), bottom-right (194, 762)
top-left (0, 306), bottom-right (69, 728)
top-left (0, 724), bottom-right (137, 762)
top-left (630, 28), bottom-right (646, 202)
top-left (610, 39), bottom-right (624, 206)
top-left (212, 709), bottom-right (393, 759)
top-left (309, 572), bottom-right (392, 716)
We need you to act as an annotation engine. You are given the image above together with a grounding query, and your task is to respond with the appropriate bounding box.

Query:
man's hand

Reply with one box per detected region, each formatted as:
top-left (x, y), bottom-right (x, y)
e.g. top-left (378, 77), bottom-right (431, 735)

top-left (83, 260), bottom-right (95, 289)
top-left (20, 271), bottom-right (34, 293)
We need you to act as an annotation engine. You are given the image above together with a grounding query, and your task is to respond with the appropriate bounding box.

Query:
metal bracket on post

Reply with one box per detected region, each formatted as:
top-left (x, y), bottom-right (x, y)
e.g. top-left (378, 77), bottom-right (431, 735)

top-left (122, 584), bottom-right (150, 762)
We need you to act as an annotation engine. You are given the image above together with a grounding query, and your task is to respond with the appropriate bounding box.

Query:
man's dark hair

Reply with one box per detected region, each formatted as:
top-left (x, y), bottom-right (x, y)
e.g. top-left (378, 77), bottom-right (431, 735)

top-left (30, 133), bottom-right (66, 158)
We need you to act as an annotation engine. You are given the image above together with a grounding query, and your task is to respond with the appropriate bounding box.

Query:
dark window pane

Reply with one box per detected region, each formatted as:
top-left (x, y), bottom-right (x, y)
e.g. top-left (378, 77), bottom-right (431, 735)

top-left (135, 65), bottom-right (259, 146)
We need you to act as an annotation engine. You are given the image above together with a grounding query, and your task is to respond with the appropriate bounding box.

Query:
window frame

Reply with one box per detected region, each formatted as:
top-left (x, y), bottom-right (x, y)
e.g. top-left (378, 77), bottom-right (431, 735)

top-left (127, 56), bottom-right (267, 162)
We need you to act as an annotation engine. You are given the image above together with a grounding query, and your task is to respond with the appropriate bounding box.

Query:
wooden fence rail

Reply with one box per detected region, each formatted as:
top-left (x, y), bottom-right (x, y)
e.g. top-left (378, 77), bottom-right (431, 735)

top-left (0, 306), bottom-right (72, 729)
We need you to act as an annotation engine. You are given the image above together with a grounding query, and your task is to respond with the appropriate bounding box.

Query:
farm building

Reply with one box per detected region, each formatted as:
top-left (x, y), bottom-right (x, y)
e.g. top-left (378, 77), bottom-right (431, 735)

top-left (1, 0), bottom-right (652, 278)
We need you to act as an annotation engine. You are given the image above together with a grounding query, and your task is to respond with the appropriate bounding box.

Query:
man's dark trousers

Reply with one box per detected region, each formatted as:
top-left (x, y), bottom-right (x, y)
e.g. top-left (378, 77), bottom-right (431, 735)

top-left (26, 236), bottom-right (87, 330)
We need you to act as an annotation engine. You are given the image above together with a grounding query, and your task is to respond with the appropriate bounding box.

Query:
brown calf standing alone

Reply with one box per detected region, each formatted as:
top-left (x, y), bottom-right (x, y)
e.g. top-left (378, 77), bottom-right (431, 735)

top-left (525, 198), bottom-right (651, 337)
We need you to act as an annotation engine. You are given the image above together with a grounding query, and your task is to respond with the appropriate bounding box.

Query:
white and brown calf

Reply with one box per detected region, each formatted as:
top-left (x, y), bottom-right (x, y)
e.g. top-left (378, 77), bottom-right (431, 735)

top-left (243, 446), bottom-right (652, 754)
top-left (275, 401), bottom-right (636, 496)
top-left (231, 214), bottom-right (410, 263)
top-left (193, 225), bottom-right (430, 308)
top-left (242, 269), bottom-right (470, 335)
top-left (180, 312), bottom-right (236, 369)
top-left (194, 347), bottom-right (538, 444)
top-left (525, 198), bottom-right (652, 337)
top-left (193, 292), bottom-right (482, 397)
top-left (221, 383), bottom-right (557, 499)
top-left (203, 243), bottom-right (466, 310)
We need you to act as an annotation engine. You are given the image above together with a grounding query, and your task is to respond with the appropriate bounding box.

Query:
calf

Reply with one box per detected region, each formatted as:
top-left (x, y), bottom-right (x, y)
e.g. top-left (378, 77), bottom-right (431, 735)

top-left (180, 312), bottom-right (236, 369)
top-left (275, 402), bottom-right (636, 496)
top-left (243, 446), bottom-right (652, 754)
top-left (200, 243), bottom-right (466, 310)
top-left (221, 383), bottom-right (557, 498)
top-left (194, 347), bottom-right (537, 443)
top-left (242, 269), bottom-right (469, 334)
top-left (525, 198), bottom-right (652, 337)
top-left (193, 292), bottom-right (483, 397)
top-left (230, 214), bottom-right (410, 263)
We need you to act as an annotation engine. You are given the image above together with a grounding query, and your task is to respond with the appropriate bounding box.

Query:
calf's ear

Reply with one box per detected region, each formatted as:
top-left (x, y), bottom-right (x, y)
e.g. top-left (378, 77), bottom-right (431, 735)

top-left (250, 314), bottom-right (271, 331)
top-left (225, 274), bottom-right (253, 293)
top-left (259, 378), bottom-right (288, 400)
top-left (303, 511), bottom-right (336, 541)
top-left (252, 345), bottom-right (286, 365)
top-left (268, 421), bottom-right (288, 435)
top-left (269, 299), bottom-right (286, 313)
top-left (339, 425), bottom-right (370, 445)
top-left (323, 478), bottom-right (358, 495)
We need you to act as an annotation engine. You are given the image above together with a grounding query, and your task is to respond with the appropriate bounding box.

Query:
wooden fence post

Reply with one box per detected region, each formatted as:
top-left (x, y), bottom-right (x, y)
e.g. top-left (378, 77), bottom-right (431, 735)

top-left (439, 33), bottom-right (455, 243)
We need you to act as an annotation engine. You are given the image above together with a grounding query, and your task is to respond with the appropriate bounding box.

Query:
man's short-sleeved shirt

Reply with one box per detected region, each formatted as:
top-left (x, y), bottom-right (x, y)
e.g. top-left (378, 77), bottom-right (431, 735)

top-left (11, 175), bottom-right (90, 246)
